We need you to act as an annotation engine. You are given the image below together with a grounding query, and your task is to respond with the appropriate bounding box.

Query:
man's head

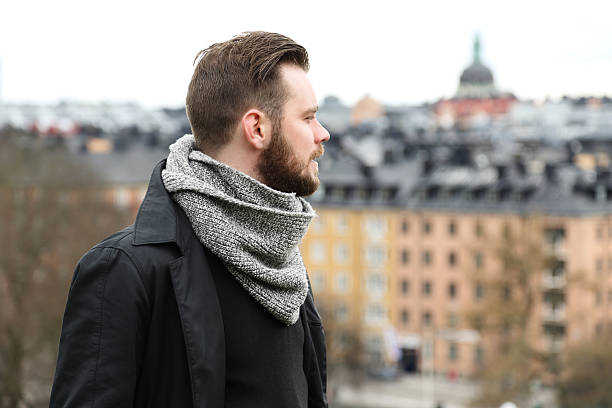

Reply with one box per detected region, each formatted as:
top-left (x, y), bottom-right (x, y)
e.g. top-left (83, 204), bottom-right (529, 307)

top-left (257, 64), bottom-right (327, 196)
top-left (186, 32), bottom-right (329, 196)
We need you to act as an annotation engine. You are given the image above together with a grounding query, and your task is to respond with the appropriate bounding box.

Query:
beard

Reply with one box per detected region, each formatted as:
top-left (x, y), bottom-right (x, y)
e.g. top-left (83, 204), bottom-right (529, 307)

top-left (257, 122), bottom-right (323, 197)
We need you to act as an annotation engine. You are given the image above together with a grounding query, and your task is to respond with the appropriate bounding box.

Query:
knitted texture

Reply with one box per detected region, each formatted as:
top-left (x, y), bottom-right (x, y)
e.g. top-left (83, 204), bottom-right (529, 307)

top-left (162, 135), bottom-right (315, 325)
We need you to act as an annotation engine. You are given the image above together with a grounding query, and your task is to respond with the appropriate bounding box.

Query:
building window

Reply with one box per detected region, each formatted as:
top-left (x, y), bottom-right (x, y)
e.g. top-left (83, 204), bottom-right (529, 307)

top-left (552, 260), bottom-right (566, 277)
top-left (448, 252), bottom-right (457, 267)
top-left (597, 258), bottom-right (603, 274)
top-left (449, 283), bottom-right (457, 299)
top-left (312, 215), bottom-right (325, 233)
top-left (363, 216), bottom-right (387, 238)
top-left (335, 271), bottom-right (350, 293)
top-left (545, 227), bottom-right (565, 253)
top-left (423, 281), bottom-right (432, 296)
top-left (448, 342), bottom-right (458, 361)
top-left (334, 302), bottom-right (349, 322)
top-left (400, 279), bottom-right (409, 295)
top-left (503, 285), bottom-right (512, 301)
top-left (311, 242), bottom-right (326, 263)
top-left (474, 346), bottom-right (484, 366)
top-left (364, 303), bottom-right (387, 324)
top-left (474, 252), bottom-right (483, 269)
top-left (448, 313), bottom-right (458, 329)
top-left (401, 309), bottom-right (409, 325)
top-left (336, 214), bottom-right (349, 234)
top-left (448, 220), bottom-right (457, 236)
top-left (334, 244), bottom-right (350, 264)
top-left (423, 339), bottom-right (434, 360)
top-left (364, 245), bottom-right (388, 267)
top-left (422, 311), bottom-right (433, 328)
top-left (365, 334), bottom-right (384, 362)
top-left (502, 223), bottom-right (512, 238)
top-left (597, 225), bottom-right (604, 240)
top-left (311, 271), bottom-right (325, 291)
top-left (365, 273), bottom-right (386, 295)
top-left (401, 219), bottom-right (410, 234)
top-left (401, 249), bottom-right (410, 265)
top-left (474, 282), bottom-right (484, 301)
top-left (475, 221), bottom-right (484, 237)
top-left (422, 219), bottom-right (432, 235)
top-left (596, 291), bottom-right (602, 305)
top-left (422, 250), bottom-right (432, 266)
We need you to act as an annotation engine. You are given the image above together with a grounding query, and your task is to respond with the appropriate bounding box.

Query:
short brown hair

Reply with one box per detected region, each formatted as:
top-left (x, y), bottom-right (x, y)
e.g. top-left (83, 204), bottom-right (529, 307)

top-left (186, 31), bottom-right (309, 152)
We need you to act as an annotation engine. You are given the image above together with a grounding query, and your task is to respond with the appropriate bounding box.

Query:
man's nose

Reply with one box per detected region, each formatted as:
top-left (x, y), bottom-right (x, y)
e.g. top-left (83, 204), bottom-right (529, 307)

top-left (315, 119), bottom-right (330, 143)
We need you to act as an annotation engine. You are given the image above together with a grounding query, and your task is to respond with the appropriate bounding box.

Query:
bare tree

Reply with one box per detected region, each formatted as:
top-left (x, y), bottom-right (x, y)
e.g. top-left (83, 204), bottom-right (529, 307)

top-left (313, 297), bottom-right (367, 403)
top-left (558, 334), bottom-right (612, 408)
top-left (0, 131), bottom-right (132, 407)
top-left (465, 218), bottom-right (559, 407)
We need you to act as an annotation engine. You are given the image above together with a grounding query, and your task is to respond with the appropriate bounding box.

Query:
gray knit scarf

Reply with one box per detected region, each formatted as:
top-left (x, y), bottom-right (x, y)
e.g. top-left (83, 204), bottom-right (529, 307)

top-left (161, 135), bottom-right (315, 325)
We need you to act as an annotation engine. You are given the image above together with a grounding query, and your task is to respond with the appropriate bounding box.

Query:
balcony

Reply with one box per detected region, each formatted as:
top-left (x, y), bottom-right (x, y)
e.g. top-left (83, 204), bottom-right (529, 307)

top-left (541, 274), bottom-right (566, 291)
top-left (546, 335), bottom-right (565, 353)
top-left (545, 228), bottom-right (566, 259)
top-left (546, 243), bottom-right (566, 258)
top-left (542, 305), bottom-right (566, 323)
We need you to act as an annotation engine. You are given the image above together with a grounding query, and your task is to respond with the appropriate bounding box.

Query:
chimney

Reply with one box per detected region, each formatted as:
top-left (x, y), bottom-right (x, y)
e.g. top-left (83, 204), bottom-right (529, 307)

top-left (496, 164), bottom-right (508, 181)
top-left (596, 167), bottom-right (611, 183)
top-left (544, 163), bottom-right (558, 184)
top-left (596, 184), bottom-right (608, 202)
top-left (360, 163), bottom-right (375, 180)
top-left (421, 157), bottom-right (434, 177)
top-left (514, 157), bottom-right (527, 177)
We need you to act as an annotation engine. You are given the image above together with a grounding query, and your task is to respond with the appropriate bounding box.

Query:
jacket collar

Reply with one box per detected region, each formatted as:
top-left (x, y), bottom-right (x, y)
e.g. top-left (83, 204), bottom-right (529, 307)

top-left (133, 159), bottom-right (190, 251)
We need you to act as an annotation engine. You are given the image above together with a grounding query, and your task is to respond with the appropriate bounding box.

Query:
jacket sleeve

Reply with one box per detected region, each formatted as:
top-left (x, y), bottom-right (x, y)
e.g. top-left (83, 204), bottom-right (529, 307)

top-left (50, 246), bottom-right (150, 407)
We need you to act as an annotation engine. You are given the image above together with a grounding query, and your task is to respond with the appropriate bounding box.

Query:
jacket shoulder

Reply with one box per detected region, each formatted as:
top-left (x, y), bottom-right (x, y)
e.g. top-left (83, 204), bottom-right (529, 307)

top-left (84, 224), bottom-right (182, 290)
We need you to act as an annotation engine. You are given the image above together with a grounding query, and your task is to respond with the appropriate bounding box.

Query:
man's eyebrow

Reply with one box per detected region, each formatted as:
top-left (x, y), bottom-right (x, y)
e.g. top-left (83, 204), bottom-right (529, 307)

top-left (302, 106), bottom-right (319, 115)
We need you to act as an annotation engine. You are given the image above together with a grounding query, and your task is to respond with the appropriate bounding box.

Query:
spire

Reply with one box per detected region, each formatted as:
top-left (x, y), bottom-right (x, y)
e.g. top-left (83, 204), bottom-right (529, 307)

top-left (473, 34), bottom-right (481, 63)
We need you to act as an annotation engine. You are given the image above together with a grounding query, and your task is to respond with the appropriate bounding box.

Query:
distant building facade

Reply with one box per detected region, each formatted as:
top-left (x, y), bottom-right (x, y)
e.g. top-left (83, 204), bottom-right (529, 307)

top-left (302, 147), bottom-right (612, 378)
top-left (351, 95), bottom-right (385, 126)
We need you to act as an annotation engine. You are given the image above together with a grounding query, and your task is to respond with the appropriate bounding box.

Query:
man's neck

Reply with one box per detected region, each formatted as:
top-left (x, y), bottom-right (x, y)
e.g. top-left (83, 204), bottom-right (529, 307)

top-left (206, 145), bottom-right (264, 184)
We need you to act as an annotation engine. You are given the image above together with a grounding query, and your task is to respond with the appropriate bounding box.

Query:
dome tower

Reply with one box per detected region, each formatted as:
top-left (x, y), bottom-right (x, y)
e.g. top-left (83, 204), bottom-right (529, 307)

top-left (456, 35), bottom-right (498, 99)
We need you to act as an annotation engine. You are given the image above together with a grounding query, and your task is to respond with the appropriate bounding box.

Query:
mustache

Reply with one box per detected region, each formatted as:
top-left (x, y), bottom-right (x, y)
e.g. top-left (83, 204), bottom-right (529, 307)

top-left (310, 145), bottom-right (325, 161)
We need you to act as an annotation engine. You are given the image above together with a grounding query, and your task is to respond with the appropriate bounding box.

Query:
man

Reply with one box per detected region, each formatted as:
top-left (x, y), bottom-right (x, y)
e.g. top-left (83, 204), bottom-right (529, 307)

top-left (50, 31), bottom-right (330, 408)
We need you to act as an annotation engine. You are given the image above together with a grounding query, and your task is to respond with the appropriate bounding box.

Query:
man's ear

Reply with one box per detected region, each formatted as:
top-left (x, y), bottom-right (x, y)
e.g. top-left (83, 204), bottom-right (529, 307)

top-left (241, 109), bottom-right (272, 150)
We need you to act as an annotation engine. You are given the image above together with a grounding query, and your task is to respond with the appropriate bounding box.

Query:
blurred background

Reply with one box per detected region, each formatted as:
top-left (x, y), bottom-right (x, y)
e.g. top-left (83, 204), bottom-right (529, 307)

top-left (1, 1), bottom-right (612, 407)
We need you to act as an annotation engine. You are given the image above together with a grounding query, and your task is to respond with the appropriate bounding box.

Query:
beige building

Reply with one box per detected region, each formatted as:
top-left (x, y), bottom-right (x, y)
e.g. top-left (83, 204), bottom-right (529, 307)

top-left (351, 95), bottom-right (385, 126)
top-left (301, 208), bottom-right (398, 365)
top-left (304, 160), bottom-right (612, 377)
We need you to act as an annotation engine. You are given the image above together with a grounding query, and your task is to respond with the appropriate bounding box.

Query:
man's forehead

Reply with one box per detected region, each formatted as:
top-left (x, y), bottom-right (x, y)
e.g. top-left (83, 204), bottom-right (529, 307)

top-left (279, 65), bottom-right (317, 110)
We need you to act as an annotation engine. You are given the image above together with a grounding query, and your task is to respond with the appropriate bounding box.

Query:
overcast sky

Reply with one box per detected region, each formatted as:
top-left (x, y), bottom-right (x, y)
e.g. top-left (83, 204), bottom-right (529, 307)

top-left (1, 0), bottom-right (611, 108)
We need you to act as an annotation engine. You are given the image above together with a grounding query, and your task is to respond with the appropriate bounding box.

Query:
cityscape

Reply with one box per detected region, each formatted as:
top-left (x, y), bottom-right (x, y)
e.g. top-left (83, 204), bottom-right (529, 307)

top-left (2, 35), bottom-right (612, 408)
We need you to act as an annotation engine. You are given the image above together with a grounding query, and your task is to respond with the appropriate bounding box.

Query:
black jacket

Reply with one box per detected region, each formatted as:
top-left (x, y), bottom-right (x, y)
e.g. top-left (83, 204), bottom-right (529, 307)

top-left (50, 160), bottom-right (328, 407)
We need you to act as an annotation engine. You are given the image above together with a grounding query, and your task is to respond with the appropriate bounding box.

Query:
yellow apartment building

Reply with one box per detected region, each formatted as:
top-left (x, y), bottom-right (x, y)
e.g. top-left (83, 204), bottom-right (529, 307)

top-left (306, 160), bottom-right (612, 378)
top-left (301, 208), bottom-right (398, 366)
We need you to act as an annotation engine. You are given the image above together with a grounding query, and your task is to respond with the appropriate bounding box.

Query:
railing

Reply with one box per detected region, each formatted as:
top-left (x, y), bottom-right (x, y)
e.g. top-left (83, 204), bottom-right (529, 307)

top-left (547, 336), bottom-right (565, 352)
top-left (546, 242), bottom-right (566, 258)
top-left (541, 274), bottom-right (566, 290)
top-left (542, 305), bottom-right (566, 322)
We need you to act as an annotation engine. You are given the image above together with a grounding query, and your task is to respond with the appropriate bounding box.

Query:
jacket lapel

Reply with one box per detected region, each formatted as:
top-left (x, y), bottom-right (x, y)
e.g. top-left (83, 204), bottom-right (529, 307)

top-left (135, 159), bottom-right (226, 407)
top-left (168, 210), bottom-right (226, 408)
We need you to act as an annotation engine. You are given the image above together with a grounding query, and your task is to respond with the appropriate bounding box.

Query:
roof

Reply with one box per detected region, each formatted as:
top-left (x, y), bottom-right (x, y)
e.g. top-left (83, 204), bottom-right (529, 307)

top-left (311, 152), bottom-right (612, 216)
top-left (459, 61), bottom-right (494, 85)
